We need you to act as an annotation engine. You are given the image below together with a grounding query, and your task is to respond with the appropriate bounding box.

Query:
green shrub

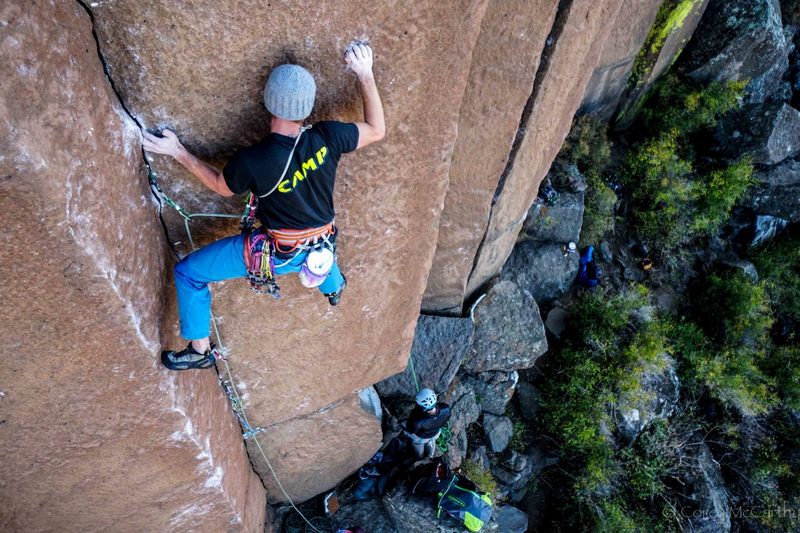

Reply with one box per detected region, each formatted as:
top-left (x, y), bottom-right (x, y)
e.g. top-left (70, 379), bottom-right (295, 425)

top-left (581, 172), bottom-right (618, 246)
top-left (623, 76), bottom-right (750, 252)
top-left (459, 459), bottom-right (497, 495)
top-left (750, 228), bottom-right (800, 327)
top-left (560, 115), bottom-right (612, 173)
top-left (693, 272), bottom-right (773, 348)
top-left (641, 74), bottom-right (746, 136)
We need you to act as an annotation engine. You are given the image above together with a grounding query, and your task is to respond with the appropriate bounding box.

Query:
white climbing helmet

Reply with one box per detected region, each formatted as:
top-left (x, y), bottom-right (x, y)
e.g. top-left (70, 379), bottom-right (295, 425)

top-left (415, 388), bottom-right (437, 410)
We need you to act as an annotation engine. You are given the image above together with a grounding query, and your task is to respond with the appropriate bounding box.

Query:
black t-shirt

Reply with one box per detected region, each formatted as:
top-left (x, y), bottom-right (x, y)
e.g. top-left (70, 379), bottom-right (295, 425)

top-left (406, 403), bottom-right (452, 439)
top-left (223, 121), bottom-right (359, 229)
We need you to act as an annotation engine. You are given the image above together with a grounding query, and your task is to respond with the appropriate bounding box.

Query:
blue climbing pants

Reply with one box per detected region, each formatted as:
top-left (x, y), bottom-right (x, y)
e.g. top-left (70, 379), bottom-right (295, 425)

top-left (174, 233), bottom-right (345, 340)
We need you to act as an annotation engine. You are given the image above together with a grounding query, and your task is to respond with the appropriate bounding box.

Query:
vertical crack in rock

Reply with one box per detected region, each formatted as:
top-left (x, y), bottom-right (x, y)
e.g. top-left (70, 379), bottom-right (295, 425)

top-left (72, 0), bottom-right (269, 503)
top-left (463, 0), bottom-right (575, 312)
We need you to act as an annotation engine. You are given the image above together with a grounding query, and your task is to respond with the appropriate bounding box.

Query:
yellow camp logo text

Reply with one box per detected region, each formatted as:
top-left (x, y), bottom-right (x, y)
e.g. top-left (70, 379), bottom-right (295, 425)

top-left (278, 146), bottom-right (328, 193)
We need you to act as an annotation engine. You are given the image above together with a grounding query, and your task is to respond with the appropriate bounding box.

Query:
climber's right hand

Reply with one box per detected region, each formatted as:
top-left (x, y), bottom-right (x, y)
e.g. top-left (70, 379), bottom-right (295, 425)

top-left (345, 41), bottom-right (374, 80)
top-left (142, 129), bottom-right (184, 159)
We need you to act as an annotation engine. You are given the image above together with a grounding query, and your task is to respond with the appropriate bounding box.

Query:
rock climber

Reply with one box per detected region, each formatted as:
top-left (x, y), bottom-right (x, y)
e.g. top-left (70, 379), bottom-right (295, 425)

top-left (142, 42), bottom-right (385, 371)
top-left (405, 388), bottom-right (452, 459)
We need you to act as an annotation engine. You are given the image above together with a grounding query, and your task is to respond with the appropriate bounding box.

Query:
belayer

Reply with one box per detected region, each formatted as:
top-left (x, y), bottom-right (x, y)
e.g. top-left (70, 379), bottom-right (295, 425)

top-left (142, 42), bottom-right (385, 371)
top-left (405, 388), bottom-right (452, 459)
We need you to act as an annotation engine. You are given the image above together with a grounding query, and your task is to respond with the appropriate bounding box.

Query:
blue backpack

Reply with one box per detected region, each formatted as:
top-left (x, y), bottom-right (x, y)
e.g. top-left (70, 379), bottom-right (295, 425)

top-left (577, 246), bottom-right (601, 288)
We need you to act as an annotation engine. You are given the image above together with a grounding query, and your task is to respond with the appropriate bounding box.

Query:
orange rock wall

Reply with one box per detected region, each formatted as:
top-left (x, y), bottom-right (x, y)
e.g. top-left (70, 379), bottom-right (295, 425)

top-left (0, 2), bottom-right (265, 531)
top-left (86, 0), bottom-right (490, 503)
top-left (466, 0), bottom-right (626, 297)
top-left (422, 0), bottom-right (560, 314)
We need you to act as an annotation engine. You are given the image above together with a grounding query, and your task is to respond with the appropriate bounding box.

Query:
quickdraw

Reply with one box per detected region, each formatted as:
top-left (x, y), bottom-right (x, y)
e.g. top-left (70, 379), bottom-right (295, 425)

top-left (244, 229), bottom-right (281, 299)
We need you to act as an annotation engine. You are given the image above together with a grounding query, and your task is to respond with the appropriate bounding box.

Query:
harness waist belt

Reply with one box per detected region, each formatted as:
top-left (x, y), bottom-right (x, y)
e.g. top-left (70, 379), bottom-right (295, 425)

top-left (267, 222), bottom-right (335, 247)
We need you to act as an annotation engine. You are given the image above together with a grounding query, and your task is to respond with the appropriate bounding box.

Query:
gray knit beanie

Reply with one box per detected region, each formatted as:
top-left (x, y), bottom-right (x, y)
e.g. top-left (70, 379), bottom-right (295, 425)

top-left (263, 64), bottom-right (316, 121)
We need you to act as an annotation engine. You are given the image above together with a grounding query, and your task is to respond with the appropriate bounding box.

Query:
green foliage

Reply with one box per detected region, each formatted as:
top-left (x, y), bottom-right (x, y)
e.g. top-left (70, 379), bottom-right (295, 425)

top-left (620, 420), bottom-right (671, 501)
top-left (623, 75), bottom-right (751, 252)
top-left (558, 114), bottom-right (617, 246)
top-left (694, 273), bottom-right (773, 348)
top-left (560, 115), bottom-right (612, 173)
top-left (672, 271), bottom-right (778, 417)
top-left (690, 158), bottom-right (754, 236)
top-left (750, 228), bottom-right (800, 327)
top-left (460, 460), bottom-right (497, 496)
top-left (509, 420), bottom-right (528, 453)
top-left (640, 75), bottom-right (746, 135)
top-left (581, 172), bottom-right (618, 246)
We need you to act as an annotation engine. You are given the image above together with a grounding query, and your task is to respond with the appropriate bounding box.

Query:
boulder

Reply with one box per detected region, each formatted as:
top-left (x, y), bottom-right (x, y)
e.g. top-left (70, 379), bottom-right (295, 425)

top-left (744, 159), bottom-right (800, 222)
top-left (522, 191), bottom-right (585, 244)
top-left (383, 485), bottom-right (503, 532)
top-left (614, 354), bottom-right (681, 444)
top-left (0, 3), bottom-right (265, 530)
top-left (515, 381), bottom-right (541, 421)
top-left (466, 0), bottom-right (627, 299)
top-left (468, 445), bottom-right (492, 471)
top-left (254, 389), bottom-right (382, 503)
top-left (443, 381), bottom-right (482, 468)
top-left (491, 450), bottom-right (536, 492)
top-left (463, 281), bottom-right (548, 373)
top-left (684, 442), bottom-right (731, 533)
top-left (493, 505), bottom-right (529, 533)
top-left (720, 259), bottom-right (760, 283)
top-left (483, 414), bottom-right (514, 453)
top-left (333, 498), bottom-right (398, 533)
top-left (544, 306), bottom-right (569, 338)
top-left (463, 371), bottom-right (519, 416)
top-left (682, 0), bottom-right (789, 104)
top-left (377, 315), bottom-right (475, 399)
top-left (501, 242), bottom-right (580, 304)
top-left (751, 214), bottom-right (790, 247)
top-left (548, 163), bottom-right (589, 194)
top-left (599, 241), bottom-right (614, 263)
top-left (422, 0), bottom-right (561, 314)
top-left (717, 103), bottom-right (800, 165)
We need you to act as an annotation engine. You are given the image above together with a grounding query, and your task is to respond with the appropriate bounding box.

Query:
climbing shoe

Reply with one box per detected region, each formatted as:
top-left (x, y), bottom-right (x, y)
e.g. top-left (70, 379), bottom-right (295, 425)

top-left (326, 276), bottom-right (347, 306)
top-left (161, 343), bottom-right (217, 371)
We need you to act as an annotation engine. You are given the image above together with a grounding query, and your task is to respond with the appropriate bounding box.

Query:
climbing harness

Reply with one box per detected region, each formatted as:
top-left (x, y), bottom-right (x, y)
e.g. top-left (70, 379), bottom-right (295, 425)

top-left (147, 166), bottom-right (323, 533)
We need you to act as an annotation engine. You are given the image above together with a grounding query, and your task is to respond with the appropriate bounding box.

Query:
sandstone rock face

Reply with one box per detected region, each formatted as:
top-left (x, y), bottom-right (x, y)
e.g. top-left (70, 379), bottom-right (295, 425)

top-left (254, 389), bottom-right (382, 503)
top-left (467, 0), bottom-right (626, 298)
top-left (683, 0), bottom-right (788, 104)
top-left (615, 0), bottom-right (711, 129)
top-left (87, 0), bottom-right (490, 501)
top-left (580, 0), bottom-right (666, 119)
top-left (0, 3), bottom-right (264, 530)
top-left (463, 281), bottom-right (548, 373)
top-left (421, 0), bottom-right (560, 315)
top-left (376, 315), bottom-right (474, 399)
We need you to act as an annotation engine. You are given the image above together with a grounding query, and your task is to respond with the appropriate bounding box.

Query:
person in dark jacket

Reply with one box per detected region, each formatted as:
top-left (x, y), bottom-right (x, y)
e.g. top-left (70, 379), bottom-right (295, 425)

top-left (405, 388), bottom-right (451, 458)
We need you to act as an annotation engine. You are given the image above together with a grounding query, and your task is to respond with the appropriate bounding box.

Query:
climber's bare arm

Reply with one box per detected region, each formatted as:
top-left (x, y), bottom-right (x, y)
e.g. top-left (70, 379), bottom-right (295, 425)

top-left (346, 43), bottom-right (385, 149)
top-left (142, 130), bottom-right (235, 197)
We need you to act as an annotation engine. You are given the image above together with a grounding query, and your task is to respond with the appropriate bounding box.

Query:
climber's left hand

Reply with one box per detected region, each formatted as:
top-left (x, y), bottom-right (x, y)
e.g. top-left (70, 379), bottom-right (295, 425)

top-left (142, 129), bottom-right (184, 159)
